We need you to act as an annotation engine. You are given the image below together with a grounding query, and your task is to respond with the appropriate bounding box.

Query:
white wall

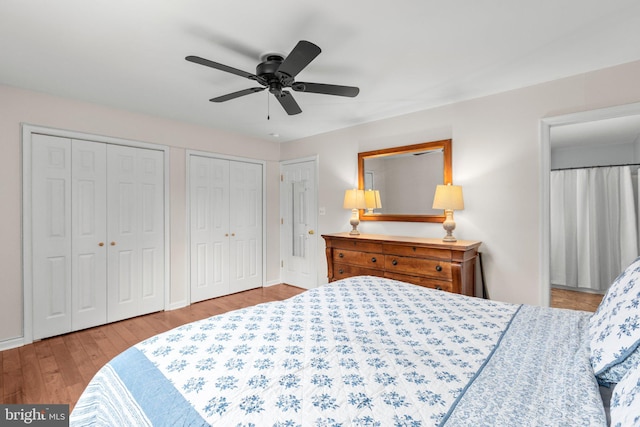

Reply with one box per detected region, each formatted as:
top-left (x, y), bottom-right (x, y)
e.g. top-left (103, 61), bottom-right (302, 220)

top-left (280, 60), bottom-right (640, 306)
top-left (0, 84), bottom-right (281, 345)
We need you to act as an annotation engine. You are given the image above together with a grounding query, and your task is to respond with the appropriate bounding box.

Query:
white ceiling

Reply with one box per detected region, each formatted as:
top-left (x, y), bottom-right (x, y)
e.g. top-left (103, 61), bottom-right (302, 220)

top-left (2, 0), bottom-right (640, 142)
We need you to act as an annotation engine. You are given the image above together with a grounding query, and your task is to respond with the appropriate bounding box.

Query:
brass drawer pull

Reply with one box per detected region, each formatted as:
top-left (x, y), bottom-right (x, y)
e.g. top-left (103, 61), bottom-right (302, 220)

top-left (371, 257), bottom-right (377, 263)
top-left (392, 259), bottom-right (398, 266)
top-left (338, 269), bottom-right (344, 274)
top-left (435, 265), bottom-right (442, 272)
top-left (436, 286), bottom-right (443, 291)
top-left (339, 252), bottom-right (344, 258)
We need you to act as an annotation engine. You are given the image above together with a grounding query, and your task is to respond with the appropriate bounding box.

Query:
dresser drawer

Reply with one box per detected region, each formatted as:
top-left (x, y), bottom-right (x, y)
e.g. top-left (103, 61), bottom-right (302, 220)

top-left (383, 243), bottom-right (451, 261)
top-left (333, 263), bottom-right (384, 280)
top-left (329, 239), bottom-right (383, 253)
top-left (333, 249), bottom-right (384, 269)
top-left (384, 255), bottom-right (452, 280)
top-left (385, 272), bottom-right (453, 292)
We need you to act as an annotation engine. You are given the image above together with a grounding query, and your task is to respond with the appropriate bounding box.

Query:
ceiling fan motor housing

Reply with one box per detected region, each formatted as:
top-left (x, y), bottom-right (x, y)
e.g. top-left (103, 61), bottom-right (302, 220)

top-left (256, 55), bottom-right (284, 76)
top-left (256, 55), bottom-right (293, 96)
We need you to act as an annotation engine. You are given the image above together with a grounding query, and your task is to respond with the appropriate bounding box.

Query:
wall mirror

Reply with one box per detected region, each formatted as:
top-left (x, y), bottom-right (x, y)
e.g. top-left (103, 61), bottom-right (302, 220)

top-left (358, 139), bottom-right (452, 222)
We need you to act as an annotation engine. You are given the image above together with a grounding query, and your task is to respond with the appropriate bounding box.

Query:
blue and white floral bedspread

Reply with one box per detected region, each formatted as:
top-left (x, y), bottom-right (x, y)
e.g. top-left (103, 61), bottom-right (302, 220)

top-left (71, 276), bottom-right (606, 426)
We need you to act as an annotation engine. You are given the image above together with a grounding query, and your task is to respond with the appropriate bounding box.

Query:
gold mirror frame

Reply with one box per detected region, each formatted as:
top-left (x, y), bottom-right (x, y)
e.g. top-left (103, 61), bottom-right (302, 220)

top-left (358, 139), bottom-right (452, 223)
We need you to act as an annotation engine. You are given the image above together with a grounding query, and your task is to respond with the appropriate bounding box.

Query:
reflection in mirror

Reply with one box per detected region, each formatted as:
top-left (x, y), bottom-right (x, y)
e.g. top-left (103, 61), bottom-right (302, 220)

top-left (292, 180), bottom-right (306, 257)
top-left (358, 139), bottom-right (452, 223)
top-left (364, 150), bottom-right (443, 215)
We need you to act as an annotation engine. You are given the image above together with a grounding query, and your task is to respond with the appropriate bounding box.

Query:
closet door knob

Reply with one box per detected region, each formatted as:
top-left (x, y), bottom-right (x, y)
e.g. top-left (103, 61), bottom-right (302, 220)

top-left (110, 242), bottom-right (116, 246)
top-left (98, 242), bottom-right (104, 247)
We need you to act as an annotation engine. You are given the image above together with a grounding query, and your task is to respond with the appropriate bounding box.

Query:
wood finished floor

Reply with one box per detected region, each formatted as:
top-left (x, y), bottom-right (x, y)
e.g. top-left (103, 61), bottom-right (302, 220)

top-left (0, 284), bottom-right (305, 411)
top-left (550, 287), bottom-right (603, 312)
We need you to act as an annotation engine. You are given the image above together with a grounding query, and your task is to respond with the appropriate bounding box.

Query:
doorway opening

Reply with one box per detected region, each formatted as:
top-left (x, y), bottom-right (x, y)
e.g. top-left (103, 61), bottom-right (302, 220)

top-left (540, 102), bottom-right (640, 309)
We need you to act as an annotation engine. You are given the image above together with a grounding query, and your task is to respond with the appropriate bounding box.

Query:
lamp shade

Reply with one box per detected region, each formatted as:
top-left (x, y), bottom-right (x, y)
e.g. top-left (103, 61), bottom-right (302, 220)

top-left (364, 189), bottom-right (382, 209)
top-left (432, 184), bottom-right (464, 210)
top-left (343, 189), bottom-right (367, 209)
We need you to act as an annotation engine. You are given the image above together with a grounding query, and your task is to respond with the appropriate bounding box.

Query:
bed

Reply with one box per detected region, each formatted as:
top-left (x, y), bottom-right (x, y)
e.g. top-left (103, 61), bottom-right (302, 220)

top-left (70, 266), bottom-right (640, 426)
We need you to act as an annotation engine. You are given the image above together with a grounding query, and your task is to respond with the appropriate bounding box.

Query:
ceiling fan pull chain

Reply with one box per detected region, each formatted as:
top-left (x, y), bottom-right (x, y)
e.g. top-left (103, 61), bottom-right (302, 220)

top-left (267, 91), bottom-right (270, 120)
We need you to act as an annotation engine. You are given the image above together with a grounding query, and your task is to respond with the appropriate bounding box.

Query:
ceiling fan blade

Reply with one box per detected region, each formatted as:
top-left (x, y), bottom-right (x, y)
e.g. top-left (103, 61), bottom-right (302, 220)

top-left (210, 87), bottom-right (265, 102)
top-left (186, 55), bottom-right (259, 81)
top-left (277, 40), bottom-right (321, 78)
top-left (275, 91), bottom-right (302, 115)
top-left (292, 82), bottom-right (360, 97)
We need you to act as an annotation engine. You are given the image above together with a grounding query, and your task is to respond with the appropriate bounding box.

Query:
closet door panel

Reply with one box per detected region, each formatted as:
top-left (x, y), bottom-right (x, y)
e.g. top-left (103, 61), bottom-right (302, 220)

top-left (107, 146), bottom-right (139, 321)
top-left (190, 156), bottom-right (214, 302)
top-left (32, 134), bottom-right (72, 340)
top-left (107, 145), bottom-right (164, 322)
top-left (71, 140), bottom-right (107, 331)
top-left (189, 156), bottom-right (230, 302)
top-left (137, 148), bottom-right (164, 313)
top-left (229, 161), bottom-right (262, 293)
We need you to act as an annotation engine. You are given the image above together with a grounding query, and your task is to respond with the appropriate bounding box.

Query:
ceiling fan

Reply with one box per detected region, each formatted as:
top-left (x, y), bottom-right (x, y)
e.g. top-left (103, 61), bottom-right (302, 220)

top-left (186, 40), bottom-right (359, 115)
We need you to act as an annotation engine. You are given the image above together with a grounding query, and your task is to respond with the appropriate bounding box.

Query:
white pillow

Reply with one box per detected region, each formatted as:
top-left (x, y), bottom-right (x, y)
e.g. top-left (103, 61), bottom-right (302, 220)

top-left (589, 257), bottom-right (640, 384)
top-left (610, 363), bottom-right (640, 427)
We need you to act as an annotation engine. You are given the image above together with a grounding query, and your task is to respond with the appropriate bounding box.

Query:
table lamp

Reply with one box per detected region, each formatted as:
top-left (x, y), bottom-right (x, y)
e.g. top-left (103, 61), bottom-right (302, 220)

top-left (343, 189), bottom-right (367, 235)
top-left (432, 184), bottom-right (464, 242)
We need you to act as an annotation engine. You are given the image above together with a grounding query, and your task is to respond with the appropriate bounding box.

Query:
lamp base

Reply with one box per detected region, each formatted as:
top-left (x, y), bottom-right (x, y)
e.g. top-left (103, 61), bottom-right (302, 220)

top-left (349, 209), bottom-right (360, 235)
top-left (441, 209), bottom-right (457, 242)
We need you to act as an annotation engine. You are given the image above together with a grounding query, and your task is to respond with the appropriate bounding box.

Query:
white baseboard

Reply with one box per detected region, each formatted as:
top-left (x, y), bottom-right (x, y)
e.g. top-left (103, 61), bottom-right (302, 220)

top-left (263, 280), bottom-right (281, 287)
top-left (0, 336), bottom-right (25, 352)
top-left (166, 299), bottom-right (189, 311)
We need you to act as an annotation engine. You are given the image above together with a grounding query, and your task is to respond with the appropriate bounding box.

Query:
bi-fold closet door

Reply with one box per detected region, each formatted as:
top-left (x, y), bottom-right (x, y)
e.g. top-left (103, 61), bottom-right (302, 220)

top-left (31, 134), bottom-right (164, 340)
top-left (189, 155), bottom-right (263, 302)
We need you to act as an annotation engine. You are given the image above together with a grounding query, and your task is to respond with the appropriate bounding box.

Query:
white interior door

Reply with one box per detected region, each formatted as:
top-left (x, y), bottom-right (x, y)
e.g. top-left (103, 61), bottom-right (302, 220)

top-left (190, 156), bottom-right (231, 302)
top-left (189, 155), bottom-right (263, 301)
top-left (229, 160), bottom-right (263, 293)
top-left (280, 158), bottom-right (318, 289)
top-left (71, 140), bottom-right (107, 331)
top-left (32, 134), bottom-right (72, 340)
top-left (26, 127), bottom-right (168, 342)
top-left (107, 145), bottom-right (164, 322)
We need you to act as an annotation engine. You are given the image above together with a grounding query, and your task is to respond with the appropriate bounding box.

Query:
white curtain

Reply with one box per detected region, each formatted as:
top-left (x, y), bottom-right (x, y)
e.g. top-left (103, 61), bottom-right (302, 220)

top-left (550, 166), bottom-right (638, 291)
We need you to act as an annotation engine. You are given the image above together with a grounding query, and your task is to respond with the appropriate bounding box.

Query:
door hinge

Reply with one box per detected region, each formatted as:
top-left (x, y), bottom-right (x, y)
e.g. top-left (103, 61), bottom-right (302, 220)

top-left (281, 218), bottom-right (283, 225)
top-left (280, 174), bottom-right (283, 182)
top-left (281, 260), bottom-right (284, 268)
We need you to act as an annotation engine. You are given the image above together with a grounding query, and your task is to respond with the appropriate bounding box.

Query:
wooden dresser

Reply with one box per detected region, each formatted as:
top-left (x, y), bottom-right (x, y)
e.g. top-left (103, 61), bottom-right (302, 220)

top-left (322, 233), bottom-right (482, 296)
